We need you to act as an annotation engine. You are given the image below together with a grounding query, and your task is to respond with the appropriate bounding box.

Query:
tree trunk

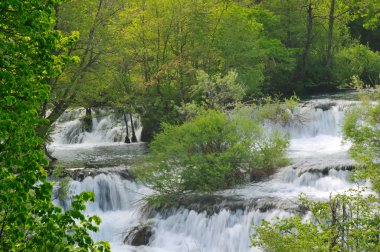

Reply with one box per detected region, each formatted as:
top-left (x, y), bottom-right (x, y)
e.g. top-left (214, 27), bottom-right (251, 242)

top-left (54, 4), bottom-right (59, 30)
top-left (82, 107), bottom-right (93, 132)
top-left (130, 113), bottom-right (138, 142)
top-left (326, 0), bottom-right (336, 69)
top-left (37, 0), bottom-right (104, 141)
top-left (123, 112), bottom-right (131, 143)
top-left (285, 0), bottom-right (292, 47)
top-left (36, 100), bottom-right (70, 140)
top-left (141, 0), bottom-right (150, 84)
top-left (299, 2), bottom-right (313, 81)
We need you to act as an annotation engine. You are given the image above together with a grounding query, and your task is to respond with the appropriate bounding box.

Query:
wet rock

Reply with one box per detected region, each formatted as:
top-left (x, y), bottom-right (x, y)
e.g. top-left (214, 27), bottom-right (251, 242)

top-left (150, 195), bottom-right (301, 217)
top-left (314, 102), bottom-right (337, 111)
top-left (124, 223), bottom-right (153, 246)
top-left (63, 167), bottom-right (134, 182)
top-left (292, 158), bottom-right (356, 176)
top-left (176, 195), bottom-right (248, 215)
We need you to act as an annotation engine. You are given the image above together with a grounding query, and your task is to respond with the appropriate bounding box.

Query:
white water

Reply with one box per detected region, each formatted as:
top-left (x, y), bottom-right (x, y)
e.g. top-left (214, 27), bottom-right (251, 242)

top-left (52, 108), bottom-right (142, 146)
top-left (60, 172), bottom-right (294, 252)
top-left (53, 96), bottom-right (363, 252)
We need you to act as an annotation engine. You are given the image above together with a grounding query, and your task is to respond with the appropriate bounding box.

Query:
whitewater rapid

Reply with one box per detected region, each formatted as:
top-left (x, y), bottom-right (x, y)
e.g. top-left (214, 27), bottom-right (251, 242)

top-left (51, 95), bottom-right (363, 252)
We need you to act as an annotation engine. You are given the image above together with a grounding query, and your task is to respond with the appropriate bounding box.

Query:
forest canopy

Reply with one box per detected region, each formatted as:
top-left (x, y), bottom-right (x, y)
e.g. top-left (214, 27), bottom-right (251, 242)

top-left (39, 0), bottom-right (380, 141)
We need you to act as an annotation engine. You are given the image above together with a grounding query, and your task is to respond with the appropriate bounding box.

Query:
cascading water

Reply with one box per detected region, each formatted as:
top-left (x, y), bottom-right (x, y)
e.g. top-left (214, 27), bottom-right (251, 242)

top-left (53, 95), bottom-right (364, 252)
top-left (283, 99), bottom-right (356, 164)
top-left (52, 108), bottom-right (142, 146)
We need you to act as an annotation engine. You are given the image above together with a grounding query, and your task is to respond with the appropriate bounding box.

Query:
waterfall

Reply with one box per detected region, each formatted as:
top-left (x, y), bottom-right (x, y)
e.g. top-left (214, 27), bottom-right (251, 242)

top-left (58, 165), bottom-right (357, 252)
top-left (285, 99), bottom-right (354, 138)
top-left (54, 96), bottom-right (365, 251)
top-left (51, 108), bottom-right (142, 146)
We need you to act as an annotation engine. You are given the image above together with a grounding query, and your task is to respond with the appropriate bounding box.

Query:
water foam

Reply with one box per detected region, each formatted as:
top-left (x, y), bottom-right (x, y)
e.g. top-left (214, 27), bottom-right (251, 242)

top-left (54, 97), bottom-right (362, 251)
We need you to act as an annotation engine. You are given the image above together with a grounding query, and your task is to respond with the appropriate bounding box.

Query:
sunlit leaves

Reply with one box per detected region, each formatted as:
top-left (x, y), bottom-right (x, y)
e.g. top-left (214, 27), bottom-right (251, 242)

top-left (0, 0), bottom-right (109, 251)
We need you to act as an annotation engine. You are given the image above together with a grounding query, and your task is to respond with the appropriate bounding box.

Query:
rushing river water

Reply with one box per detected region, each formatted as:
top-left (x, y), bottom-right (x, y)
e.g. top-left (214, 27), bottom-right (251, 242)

top-left (50, 94), bottom-right (364, 252)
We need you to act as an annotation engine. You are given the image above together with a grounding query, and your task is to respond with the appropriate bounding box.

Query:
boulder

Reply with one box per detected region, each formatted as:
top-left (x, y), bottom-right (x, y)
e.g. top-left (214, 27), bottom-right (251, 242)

top-left (124, 223), bottom-right (153, 246)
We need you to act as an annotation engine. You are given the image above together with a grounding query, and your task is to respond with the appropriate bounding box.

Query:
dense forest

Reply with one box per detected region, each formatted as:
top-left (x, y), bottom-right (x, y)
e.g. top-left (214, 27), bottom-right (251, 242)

top-left (42, 0), bottom-right (380, 142)
top-left (1, 0), bottom-right (380, 251)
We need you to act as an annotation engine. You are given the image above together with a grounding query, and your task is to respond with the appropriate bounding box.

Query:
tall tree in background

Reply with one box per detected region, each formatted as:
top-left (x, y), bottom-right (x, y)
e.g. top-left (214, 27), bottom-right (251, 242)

top-left (30, 0), bottom-right (380, 144)
top-left (39, 0), bottom-right (126, 139)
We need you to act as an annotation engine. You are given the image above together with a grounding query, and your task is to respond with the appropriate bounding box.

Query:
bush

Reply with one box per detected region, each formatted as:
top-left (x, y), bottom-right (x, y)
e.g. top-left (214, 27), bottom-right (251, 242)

top-left (252, 190), bottom-right (380, 251)
top-left (343, 80), bottom-right (380, 193)
top-left (136, 109), bottom-right (289, 201)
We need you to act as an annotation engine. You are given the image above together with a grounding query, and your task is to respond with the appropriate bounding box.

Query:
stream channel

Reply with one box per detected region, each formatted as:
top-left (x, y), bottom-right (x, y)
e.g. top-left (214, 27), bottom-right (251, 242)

top-left (49, 92), bottom-right (365, 252)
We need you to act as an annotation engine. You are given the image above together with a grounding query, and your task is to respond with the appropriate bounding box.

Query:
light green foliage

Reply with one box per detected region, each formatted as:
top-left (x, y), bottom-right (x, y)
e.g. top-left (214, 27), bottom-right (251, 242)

top-left (136, 109), bottom-right (289, 202)
top-left (51, 166), bottom-right (72, 204)
top-left (215, 3), bottom-right (265, 95)
top-left (0, 1), bottom-right (109, 250)
top-left (352, 0), bottom-right (380, 30)
top-left (39, 0), bottom-right (126, 139)
top-left (216, 3), bottom-right (297, 95)
top-left (252, 190), bottom-right (380, 251)
top-left (101, 0), bottom-right (380, 140)
top-left (334, 44), bottom-right (380, 86)
top-left (176, 101), bottom-right (207, 122)
top-left (343, 79), bottom-right (380, 193)
top-left (255, 95), bottom-right (300, 124)
top-left (191, 70), bottom-right (245, 110)
top-left (39, 0), bottom-right (380, 142)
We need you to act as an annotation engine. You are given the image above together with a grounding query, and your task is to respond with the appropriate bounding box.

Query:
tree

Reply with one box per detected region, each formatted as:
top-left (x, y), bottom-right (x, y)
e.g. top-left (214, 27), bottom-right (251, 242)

top-left (0, 1), bottom-right (109, 250)
top-left (39, 0), bottom-right (126, 139)
top-left (136, 109), bottom-right (289, 205)
top-left (121, 0), bottom-right (226, 141)
top-left (191, 70), bottom-right (245, 110)
top-left (261, 0), bottom-right (321, 90)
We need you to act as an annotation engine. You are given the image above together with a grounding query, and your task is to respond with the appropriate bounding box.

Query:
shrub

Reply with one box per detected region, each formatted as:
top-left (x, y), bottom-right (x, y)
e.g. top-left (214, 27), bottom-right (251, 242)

top-left (136, 109), bottom-right (289, 201)
top-left (252, 190), bottom-right (380, 251)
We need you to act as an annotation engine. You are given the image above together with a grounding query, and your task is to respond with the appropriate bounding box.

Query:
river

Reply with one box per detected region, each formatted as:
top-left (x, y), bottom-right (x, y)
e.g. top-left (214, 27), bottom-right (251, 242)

top-left (49, 93), bottom-right (365, 252)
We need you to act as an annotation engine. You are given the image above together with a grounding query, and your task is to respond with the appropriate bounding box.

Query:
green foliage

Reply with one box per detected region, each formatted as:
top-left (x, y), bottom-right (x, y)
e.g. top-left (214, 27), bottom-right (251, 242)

top-left (252, 190), bottom-right (380, 251)
top-left (0, 1), bottom-right (109, 250)
top-left (51, 166), bottom-right (72, 204)
top-left (255, 95), bottom-right (300, 124)
top-left (136, 109), bottom-right (289, 202)
top-left (191, 70), bottom-right (245, 110)
top-left (86, 0), bottom-right (380, 140)
top-left (343, 80), bottom-right (380, 193)
top-left (334, 44), bottom-right (380, 86)
top-left (38, 0), bottom-right (380, 142)
top-left (352, 0), bottom-right (380, 30)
